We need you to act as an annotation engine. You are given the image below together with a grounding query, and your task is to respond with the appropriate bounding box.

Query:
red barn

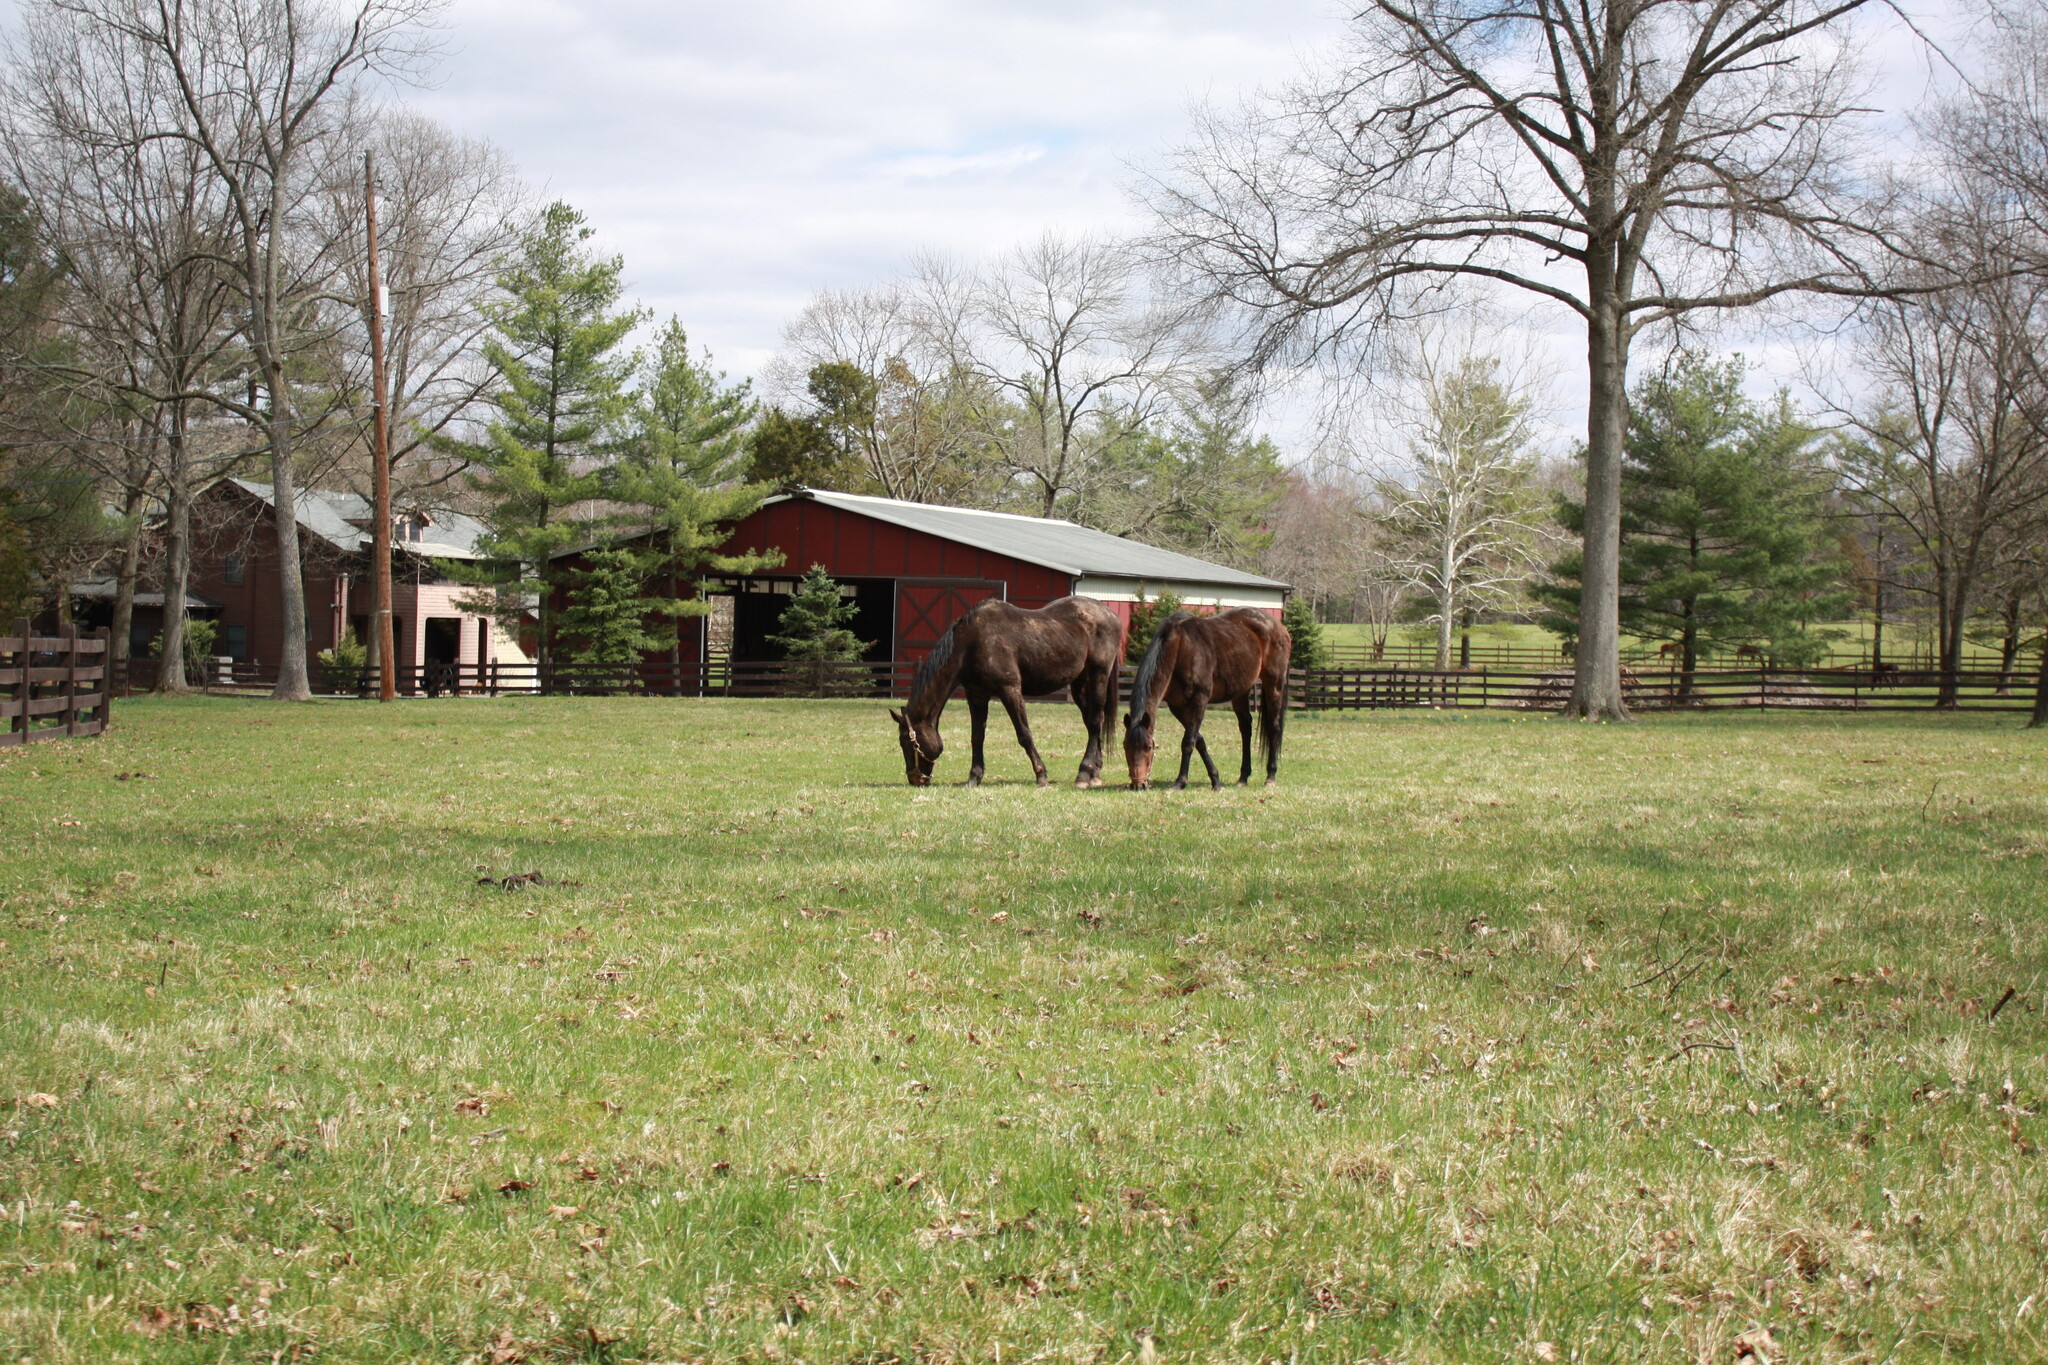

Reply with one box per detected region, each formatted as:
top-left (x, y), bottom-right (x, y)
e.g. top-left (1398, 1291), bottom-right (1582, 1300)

top-left (592, 487), bottom-right (1288, 667)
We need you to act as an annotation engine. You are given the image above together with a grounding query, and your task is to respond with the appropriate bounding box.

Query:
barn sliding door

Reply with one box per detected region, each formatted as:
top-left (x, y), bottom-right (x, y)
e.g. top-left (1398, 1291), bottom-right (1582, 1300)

top-left (893, 578), bottom-right (1004, 669)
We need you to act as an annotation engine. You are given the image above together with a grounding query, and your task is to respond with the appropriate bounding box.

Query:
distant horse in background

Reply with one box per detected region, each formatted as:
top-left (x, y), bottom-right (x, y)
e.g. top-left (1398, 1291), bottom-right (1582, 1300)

top-left (888, 596), bottom-right (1123, 788)
top-left (1124, 608), bottom-right (1291, 790)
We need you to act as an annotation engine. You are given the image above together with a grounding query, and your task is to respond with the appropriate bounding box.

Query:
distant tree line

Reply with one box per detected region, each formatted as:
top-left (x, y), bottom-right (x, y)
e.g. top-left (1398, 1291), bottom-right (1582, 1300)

top-left (2, 0), bottom-right (2045, 726)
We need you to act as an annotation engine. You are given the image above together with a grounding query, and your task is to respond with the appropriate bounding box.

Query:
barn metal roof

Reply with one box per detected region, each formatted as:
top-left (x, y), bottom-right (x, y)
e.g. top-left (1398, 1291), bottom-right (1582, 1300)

top-left (226, 480), bottom-right (491, 560)
top-left (774, 489), bottom-right (1288, 590)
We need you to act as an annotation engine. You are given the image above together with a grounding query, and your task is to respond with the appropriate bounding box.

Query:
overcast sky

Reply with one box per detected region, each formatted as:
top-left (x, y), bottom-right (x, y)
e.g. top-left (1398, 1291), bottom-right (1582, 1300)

top-left (408, 0), bottom-right (1353, 385)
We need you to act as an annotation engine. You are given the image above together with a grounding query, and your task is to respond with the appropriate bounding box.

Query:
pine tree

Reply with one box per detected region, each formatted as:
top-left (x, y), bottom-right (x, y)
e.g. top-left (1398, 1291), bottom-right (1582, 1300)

top-left (441, 202), bottom-right (646, 665)
top-left (747, 362), bottom-right (884, 493)
top-left (768, 565), bottom-right (871, 694)
top-left (553, 546), bottom-right (684, 670)
top-left (1538, 354), bottom-right (1847, 695)
top-left (1281, 595), bottom-right (1325, 672)
top-left (614, 319), bottom-right (784, 672)
top-left (1070, 378), bottom-right (1286, 566)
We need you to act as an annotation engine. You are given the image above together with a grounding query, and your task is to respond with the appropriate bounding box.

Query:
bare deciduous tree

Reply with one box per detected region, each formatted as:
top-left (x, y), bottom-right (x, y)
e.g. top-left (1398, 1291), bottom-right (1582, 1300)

top-left (4, 3), bottom-right (252, 687)
top-left (1370, 348), bottom-right (1550, 670)
top-left (1837, 261), bottom-right (2048, 707)
top-left (962, 234), bottom-right (1201, 519)
top-left (1146, 0), bottom-right (1911, 718)
top-left (47, 0), bottom-right (444, 700)
top-left (771, 275), bottom-right (992, 505)
top-left (320, 110), bottom-right (526, 495)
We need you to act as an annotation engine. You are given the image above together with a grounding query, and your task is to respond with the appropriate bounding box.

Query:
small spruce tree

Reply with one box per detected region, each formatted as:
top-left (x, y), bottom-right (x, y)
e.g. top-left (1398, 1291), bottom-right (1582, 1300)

top-left (769, 565), bottom-right (871, 694)
top-left (1124, 587), bottom-right (1185, 663)
top-left (555, 547), bottom-right (686, 672)
top-left (1281, 595), bottom-right (1325, 672)
top-left (317, 629), bottom-right (369, 692)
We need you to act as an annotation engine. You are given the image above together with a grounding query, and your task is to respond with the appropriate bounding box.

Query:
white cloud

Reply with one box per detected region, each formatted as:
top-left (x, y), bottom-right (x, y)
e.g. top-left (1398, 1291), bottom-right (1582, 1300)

top-left (410, 0), bottom-right (1352, 379)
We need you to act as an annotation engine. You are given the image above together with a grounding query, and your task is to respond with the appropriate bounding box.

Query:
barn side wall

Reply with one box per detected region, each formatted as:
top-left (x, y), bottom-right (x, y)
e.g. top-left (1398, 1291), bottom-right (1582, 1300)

top-left (188, 484), bottom-right (347, 668)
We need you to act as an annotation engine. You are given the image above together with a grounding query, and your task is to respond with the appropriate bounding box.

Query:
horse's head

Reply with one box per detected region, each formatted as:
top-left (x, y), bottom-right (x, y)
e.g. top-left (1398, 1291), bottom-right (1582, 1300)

top-left (1123, 708), bottom-right (1156, 790)
top-left (890, 708), bottom-right (941, 786)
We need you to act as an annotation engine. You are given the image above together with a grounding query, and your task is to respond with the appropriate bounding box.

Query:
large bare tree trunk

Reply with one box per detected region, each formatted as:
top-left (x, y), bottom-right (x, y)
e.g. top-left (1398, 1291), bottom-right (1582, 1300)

top-left (1936, 573), bottom-right (1968, 710)
top-left (109, 481), bottom-right (145, 685)
top-left (268, 385), bottom-right (313, 701)
top-left (2030, 617), bottom-right (2048, 729)
top-left (158, 441), bottom-right (192, 694)
top-left (1435, 563), bottom-right (1454, 671)
top-left (1567, 300), bottom-right (1630, 721)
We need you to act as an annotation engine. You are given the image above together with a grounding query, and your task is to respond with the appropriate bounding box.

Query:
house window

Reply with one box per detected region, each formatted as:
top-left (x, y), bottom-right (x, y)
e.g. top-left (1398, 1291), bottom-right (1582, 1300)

top-left (224, 552), bottom-right (245, 585)
top-left (223, 624), bottom-right (247, 660)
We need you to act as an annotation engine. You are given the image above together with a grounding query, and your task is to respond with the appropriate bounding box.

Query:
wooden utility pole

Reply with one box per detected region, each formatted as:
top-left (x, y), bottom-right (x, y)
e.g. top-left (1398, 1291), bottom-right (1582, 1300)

top-left (366, 150), bottom-right (396, 701)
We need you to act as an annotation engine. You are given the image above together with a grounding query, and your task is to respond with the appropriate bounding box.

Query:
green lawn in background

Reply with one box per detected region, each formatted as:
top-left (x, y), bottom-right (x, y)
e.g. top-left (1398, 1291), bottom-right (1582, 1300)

top-left (1318, 619), bottom-right (2029, 668)
top-left (2, 697), bottom-right (2044, 1363)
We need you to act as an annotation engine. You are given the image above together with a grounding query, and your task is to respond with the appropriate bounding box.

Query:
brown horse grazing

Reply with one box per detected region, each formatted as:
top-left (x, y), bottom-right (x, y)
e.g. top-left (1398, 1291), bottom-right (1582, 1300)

top-left (1124, 608), bottom-right (1291, 790)
top-left (888, 596), bottom-right (1123, 788)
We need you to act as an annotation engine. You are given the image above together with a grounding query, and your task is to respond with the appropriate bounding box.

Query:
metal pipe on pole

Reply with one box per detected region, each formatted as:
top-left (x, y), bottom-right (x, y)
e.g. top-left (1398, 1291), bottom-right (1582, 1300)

top-left (366, 150), bottom-right (396, 702)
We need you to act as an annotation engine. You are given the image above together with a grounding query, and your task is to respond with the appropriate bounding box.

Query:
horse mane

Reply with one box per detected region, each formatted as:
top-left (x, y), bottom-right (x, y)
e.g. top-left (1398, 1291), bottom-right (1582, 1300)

top-left (1128, 611), bottom-right (1194, 738)
top-left (907, 616), bottom-right (962, 713)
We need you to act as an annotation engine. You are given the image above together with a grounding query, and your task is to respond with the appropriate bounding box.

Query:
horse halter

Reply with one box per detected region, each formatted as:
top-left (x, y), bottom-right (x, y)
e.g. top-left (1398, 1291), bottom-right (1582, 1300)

top-left (899, 714), bottom-right (935, 767)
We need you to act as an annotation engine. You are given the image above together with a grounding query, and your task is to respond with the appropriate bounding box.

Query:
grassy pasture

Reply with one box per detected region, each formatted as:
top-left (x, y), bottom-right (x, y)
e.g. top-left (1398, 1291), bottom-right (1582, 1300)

top-left (1, 697), bottom-right (2045, 1364)
top-left (1318, 619), bottom-right (2034, 670)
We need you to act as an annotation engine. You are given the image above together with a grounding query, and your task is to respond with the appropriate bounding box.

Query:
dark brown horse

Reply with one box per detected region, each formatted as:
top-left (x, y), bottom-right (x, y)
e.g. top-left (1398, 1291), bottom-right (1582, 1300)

top-left (888, 596), bottom-right (1123, 788)
top-left (1124, 608), bottom-right (1290, 790)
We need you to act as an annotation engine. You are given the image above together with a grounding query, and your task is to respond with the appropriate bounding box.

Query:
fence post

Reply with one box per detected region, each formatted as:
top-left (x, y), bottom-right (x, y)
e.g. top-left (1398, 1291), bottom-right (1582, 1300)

top-left (60, 621), bottom-right (78, 736)
top-left (1759, 665), bottom-right (1769, 711)
top-left (95, 626), bottom-right (112, 735)
top-left (8, 617), bottom-right (24, 741)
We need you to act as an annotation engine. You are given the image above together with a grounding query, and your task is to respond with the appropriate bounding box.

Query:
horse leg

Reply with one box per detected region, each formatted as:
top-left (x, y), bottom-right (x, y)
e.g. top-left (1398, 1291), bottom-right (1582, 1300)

top-left (1233, 695), bottom-right (1253, 785)
top-left (999, 687), bottom-right (1050, 786)
top-left (1071, 671), bottom-right (1103, 788)
top-left (966, 692), bottom-right (990, 788)
top-left (1172, 697), bottom-right (1213, 790)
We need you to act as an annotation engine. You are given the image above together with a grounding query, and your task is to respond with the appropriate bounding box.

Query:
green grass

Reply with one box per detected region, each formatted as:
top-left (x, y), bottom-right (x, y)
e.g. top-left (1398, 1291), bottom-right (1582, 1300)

top-left (1320, 619), bottom-right (2034, 669)
top-left (3, 697), bottom-right (2045, 1363)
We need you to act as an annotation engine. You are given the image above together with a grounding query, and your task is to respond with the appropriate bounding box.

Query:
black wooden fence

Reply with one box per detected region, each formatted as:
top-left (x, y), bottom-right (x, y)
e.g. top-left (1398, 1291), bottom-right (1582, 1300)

top-left (4, 620), bottom-right (113, 745)
top-left (1292, 662), bottom-right (2039, 713)
top-left (124, 653), bottom-right (2043, 715)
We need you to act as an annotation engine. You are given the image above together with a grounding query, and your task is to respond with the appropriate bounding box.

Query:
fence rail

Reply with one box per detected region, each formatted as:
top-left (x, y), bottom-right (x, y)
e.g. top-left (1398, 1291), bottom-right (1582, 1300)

top-left (112, 653), bottom-right (2042, 715)
top-left (1323, 639), bottom-right (2029, 673)
top-left (1290, 663), bottom-right (2039, 713)
top-left (4, 620), bottom-right (113, 746)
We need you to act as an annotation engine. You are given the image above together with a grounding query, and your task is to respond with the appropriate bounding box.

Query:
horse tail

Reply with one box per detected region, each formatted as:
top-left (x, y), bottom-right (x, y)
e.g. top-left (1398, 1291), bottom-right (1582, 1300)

top-left (1258, 616), bottom-right (1291, 775)
top-left (1128, 611), bottom-right (1190, 741)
